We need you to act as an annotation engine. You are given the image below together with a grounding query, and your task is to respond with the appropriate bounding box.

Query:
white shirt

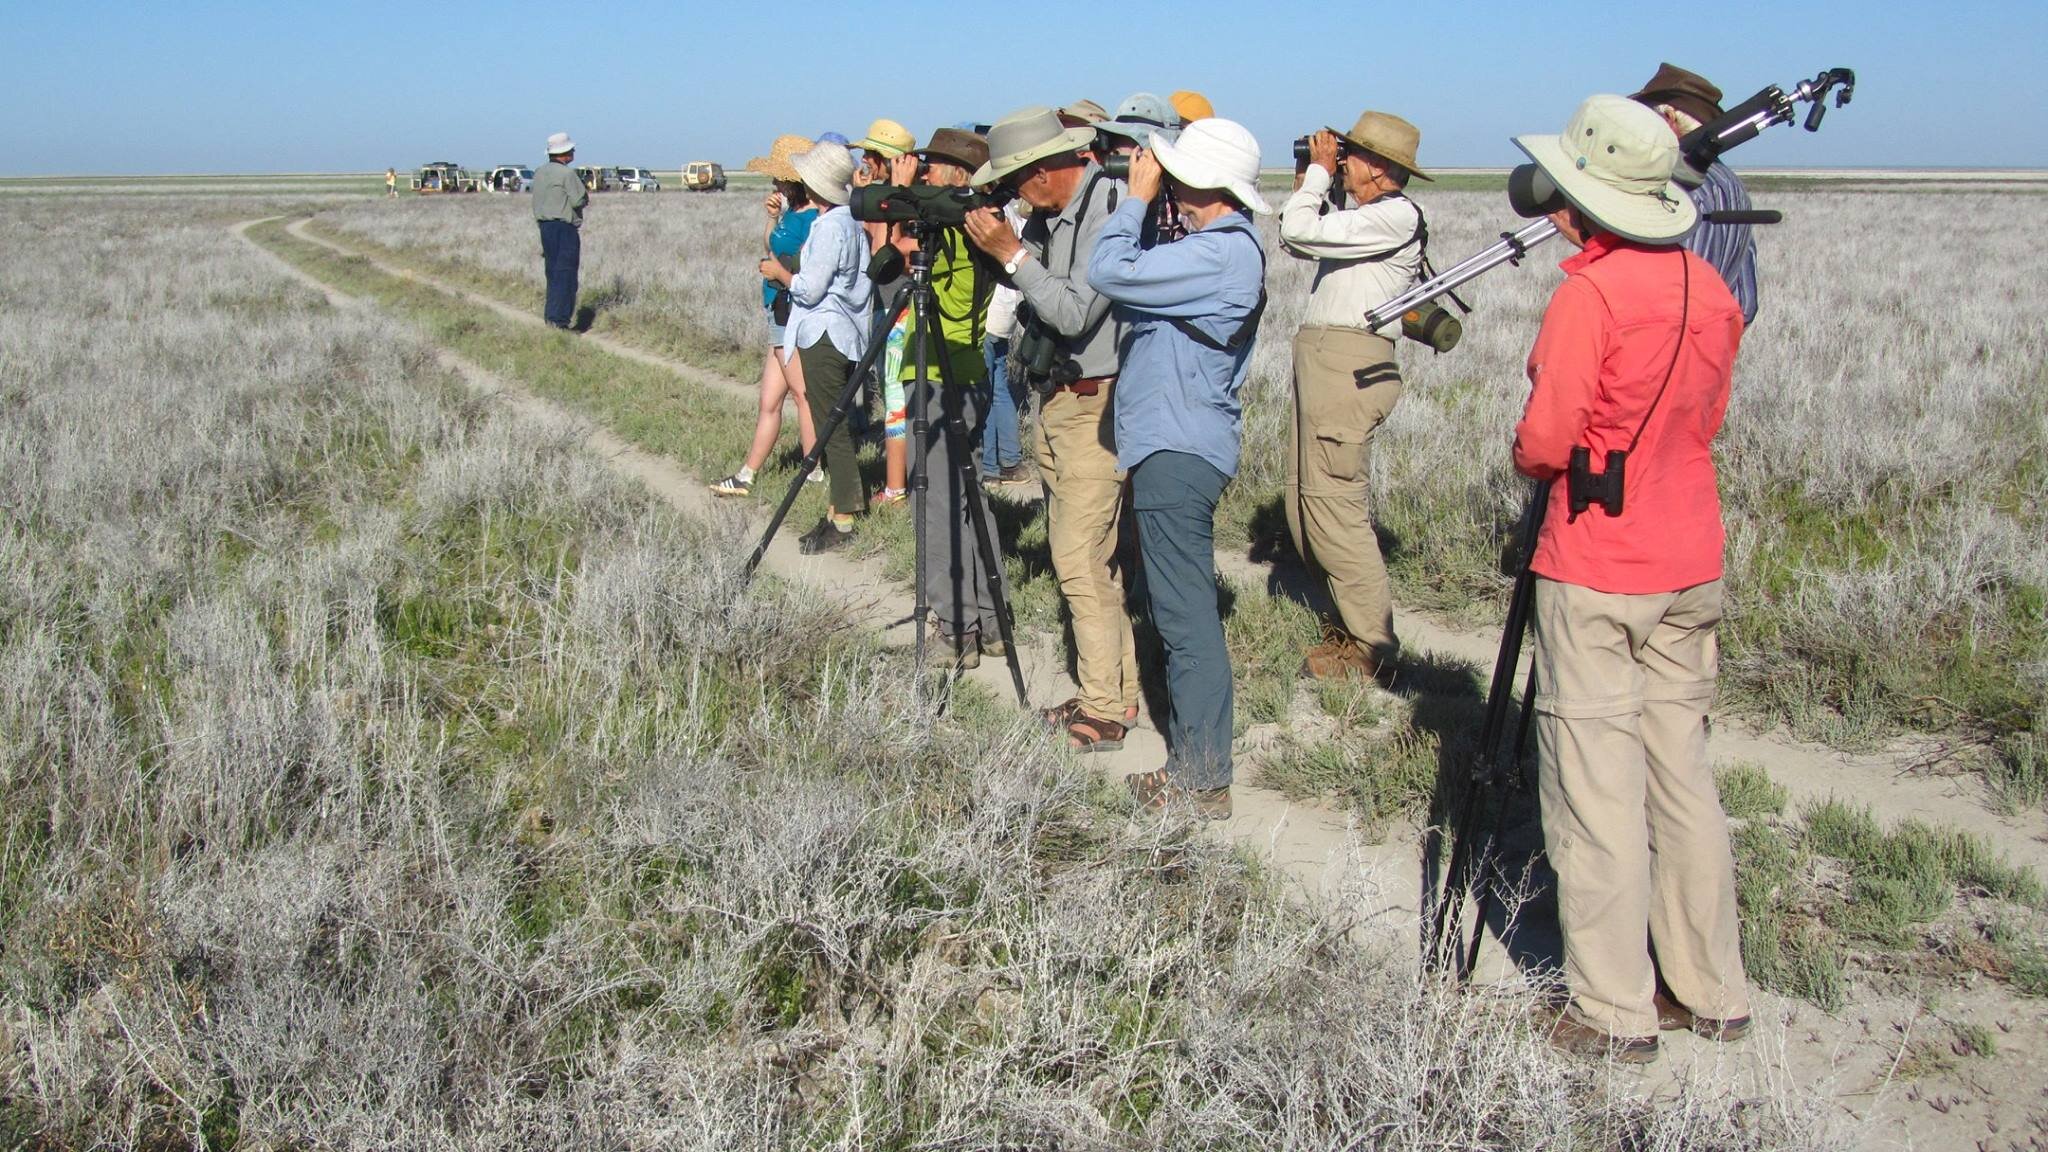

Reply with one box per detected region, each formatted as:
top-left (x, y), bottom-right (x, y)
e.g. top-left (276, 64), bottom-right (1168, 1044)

top-left (984, 203), bottom-right (1028, 340)
top-left (1278, 165), bottom-right (1424, 335)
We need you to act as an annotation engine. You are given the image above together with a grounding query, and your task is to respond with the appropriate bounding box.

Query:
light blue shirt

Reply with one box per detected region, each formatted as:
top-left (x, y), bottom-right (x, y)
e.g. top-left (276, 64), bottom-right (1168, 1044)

top-left (1087, 199), bottom-right (1265, 477)
top-left (785, 205), bottom-right (873, 360)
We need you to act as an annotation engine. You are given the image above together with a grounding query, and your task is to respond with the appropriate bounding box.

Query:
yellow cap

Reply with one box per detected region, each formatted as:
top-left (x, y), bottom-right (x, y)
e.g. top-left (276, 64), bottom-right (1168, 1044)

top-left (855, 118), bottom-right (916, 158)
top-left (1170, 90), bottom-right (1215, 122)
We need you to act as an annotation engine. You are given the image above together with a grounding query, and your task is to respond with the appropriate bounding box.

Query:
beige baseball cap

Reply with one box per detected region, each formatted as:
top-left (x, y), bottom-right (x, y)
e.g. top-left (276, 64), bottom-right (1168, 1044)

top-left (1514, 95), bottom-right (1697, 244)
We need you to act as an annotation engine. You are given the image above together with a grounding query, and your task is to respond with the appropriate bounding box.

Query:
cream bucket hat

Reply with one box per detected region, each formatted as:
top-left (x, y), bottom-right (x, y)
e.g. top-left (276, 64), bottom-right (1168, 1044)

top-left (971, 106), bottom-right (1097, 185)
top-left (791, 141), bottom-right (855, 207)
top-left (1150, 117), bottom-right (1270, 214)
top-left (545, 132), bottom-right (576, 155)
top-left (1514, 95), bottom-right (1697, 244)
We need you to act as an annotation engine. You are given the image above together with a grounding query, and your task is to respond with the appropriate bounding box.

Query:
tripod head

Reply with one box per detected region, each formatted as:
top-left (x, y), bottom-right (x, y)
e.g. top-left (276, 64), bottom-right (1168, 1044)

top-left (1678, 67), bottom-right (1856, 176)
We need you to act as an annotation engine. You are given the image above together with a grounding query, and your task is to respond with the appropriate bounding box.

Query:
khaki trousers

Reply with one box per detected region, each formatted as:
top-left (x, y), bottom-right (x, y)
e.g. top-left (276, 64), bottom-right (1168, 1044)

top-left (1531, 577), bottom-right (1750, 1038)
top-left (1285, 326), bottom-right (1401, 657)
top-left (1035, 384), bottom-right (1139, 720)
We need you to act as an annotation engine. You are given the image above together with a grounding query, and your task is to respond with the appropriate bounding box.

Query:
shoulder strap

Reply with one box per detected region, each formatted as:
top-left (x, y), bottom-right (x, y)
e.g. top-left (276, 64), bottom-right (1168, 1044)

top-left (1623, 252), bottom-right (1692, 454)
top-left (1168, 218), bottom-right (1267, 352)
top-left (1352, 194), bottom-right (1425, 265)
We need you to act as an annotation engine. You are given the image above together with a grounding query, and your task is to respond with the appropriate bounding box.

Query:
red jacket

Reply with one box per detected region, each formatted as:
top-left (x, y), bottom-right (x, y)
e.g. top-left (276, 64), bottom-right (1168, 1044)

top-left (1513, 235), bottom-right (1743, 594)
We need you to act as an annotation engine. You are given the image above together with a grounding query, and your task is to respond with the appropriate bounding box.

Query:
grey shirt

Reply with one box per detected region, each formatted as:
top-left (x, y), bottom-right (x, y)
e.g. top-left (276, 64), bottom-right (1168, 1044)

top-left (1011, 163), bottom-right (1124, 379)
top-left (531, 159), bottom-right (588, 225)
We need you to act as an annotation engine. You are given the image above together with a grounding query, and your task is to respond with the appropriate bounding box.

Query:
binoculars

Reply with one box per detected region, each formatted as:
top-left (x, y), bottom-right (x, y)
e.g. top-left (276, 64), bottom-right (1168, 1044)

top-left (1567, 446), bottom-right (1628, 518)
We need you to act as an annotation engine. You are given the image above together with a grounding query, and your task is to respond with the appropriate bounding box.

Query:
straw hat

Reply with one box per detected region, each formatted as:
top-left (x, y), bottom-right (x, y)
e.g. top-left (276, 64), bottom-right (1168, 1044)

top-left (1170, 90), bottom-right (1215, 122)
top-left (744, 134), bottom-right (811, 182)
top-left (1151, 117), bottom-right (1270, 214)
top-left (914, 128), bottom-right (990, 174)
top-left (1333, 111), bottom-right (1431, 181)
top-left (545, 132), bottom-right (576, 155)
top-left (971, 106), bottom-right (1097, 185)
top-left (1513, 95), bottom-right (1697, 244)
top-left (855, 118), bottom-right (916, 158)
top-left (1095, 92), bottom-right (1182, 146)
top-left (791, 141), bottom-right (855, 207)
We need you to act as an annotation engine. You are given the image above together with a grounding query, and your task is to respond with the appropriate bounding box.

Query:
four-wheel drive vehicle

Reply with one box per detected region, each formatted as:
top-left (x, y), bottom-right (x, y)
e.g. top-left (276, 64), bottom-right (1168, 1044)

top-left (614, 166), bottom-right (661, 192)
top-left (485, 165), bottom-right (534, 194)
top-left (411, 162), bottom-right (478, 194)
top-left (682, 161), bottom-right (726, 192)
top-left (575, 166), bottom-right (617, 192)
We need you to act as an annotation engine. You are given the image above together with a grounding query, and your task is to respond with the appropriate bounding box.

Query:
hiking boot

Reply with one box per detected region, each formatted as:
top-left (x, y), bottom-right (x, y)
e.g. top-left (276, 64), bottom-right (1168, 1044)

top-left (979, 633), bottom-right (1008, 658)
top-left (928, 621), bottom-right (980, 670)
top-left (1126, 768), bottom-right (1231, 820)
top-left (996, 463), bottom-right (1031, 485)
top-left (1302, 632), bottom-right (1384, 682)
top-left (1542, 1010), bottom-right (1660, 1064)
top-left (798, 519), bottom-right (852, 556)
top-left (709, 473), bottom-right (752, 497)
top-left (1654, 992), bottom-right (1752, 1042)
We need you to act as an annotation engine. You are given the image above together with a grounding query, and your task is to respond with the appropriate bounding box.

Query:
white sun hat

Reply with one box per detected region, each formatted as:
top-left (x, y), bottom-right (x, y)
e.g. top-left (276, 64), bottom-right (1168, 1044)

top-left (791, 141), bottom-right (855, 207)
top-left (1149, 117), bottom-right (1270, 214)
top-left (545, 132), bottom-right (576, 155)
top-left (1513, 95), bottom-right (1697, 244)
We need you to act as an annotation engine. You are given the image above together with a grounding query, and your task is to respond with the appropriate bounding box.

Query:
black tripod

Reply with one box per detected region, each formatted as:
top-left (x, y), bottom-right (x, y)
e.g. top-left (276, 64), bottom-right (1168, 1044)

top-left (1425, 480), bottom-right (1549, 981)
top-left (742, 225), bottom-right (1028, 704)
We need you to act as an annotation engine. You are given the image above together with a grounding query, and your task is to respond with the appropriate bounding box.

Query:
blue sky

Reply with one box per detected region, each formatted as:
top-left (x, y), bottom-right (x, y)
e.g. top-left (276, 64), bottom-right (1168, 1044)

top-left (4, 0), bottom-right (2043, 174)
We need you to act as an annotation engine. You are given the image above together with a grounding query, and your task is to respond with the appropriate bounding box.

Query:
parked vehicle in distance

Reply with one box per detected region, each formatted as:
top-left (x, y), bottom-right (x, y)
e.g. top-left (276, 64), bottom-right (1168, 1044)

top-left (574, 166), bottom-right (615, 193)
top-left (682, 161), bottom-right (726, 192)
top-left (614, 166), bottom-right (661, 192)
top-left (485, 165), bottom-right (534, 194)
top-left (411, 162), bottom-right (479, 194)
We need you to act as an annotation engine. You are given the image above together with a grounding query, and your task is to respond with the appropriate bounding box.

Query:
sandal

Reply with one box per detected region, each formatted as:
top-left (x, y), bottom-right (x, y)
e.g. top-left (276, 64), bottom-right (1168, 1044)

top-left (1040, 698), bottom-right (1086, 731)
top-left (1064, 713), bottom-right (1126, 754)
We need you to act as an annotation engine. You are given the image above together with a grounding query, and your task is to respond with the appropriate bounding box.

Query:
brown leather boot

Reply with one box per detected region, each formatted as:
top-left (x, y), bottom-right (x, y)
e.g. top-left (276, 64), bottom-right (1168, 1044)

top-left (1302, 629), bottom-right (1383, 682)
top-left (1654, 991), bottom-right (1751, 1042)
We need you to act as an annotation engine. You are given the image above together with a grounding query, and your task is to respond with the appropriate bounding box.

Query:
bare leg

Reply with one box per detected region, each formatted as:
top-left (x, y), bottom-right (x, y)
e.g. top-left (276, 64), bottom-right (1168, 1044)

top-left (784, 347), bottom-right (817, 456)
top-left (741, 346), bottom-right (789, 474)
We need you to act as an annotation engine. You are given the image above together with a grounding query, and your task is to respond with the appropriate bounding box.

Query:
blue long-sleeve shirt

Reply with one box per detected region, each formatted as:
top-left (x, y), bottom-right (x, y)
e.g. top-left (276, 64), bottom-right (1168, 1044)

top-left (1087, 199), bottom-right (1265, 477)
top-left (785, 205), bottom-right (873, 360)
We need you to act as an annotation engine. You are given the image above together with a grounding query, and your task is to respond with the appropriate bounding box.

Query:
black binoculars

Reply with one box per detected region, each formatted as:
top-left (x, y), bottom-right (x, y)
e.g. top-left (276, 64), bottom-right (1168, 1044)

top-left (1567, 446), bottom-right (1627, 518)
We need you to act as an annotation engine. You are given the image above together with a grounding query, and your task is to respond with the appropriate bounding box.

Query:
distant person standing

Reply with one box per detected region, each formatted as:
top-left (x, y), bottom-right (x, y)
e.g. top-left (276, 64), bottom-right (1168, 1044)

top-left (1630, 63), bottom-right (1759, 324)
top-left (532, 132), bottom-right (588, 330)
top-left (385, 167), bottom-right (397, 198)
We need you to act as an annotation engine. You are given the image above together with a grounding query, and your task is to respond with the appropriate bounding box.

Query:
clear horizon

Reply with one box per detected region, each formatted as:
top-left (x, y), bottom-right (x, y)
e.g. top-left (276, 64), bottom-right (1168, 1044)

top-left (5, 0), bottom-right (2044, 176)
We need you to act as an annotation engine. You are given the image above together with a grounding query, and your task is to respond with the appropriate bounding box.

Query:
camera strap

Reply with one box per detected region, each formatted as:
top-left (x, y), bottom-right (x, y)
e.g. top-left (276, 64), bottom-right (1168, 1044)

top-left (1167, 216), bottom-right (1267, 353)
top-left (1620, 251), bottom-right (1693, 456)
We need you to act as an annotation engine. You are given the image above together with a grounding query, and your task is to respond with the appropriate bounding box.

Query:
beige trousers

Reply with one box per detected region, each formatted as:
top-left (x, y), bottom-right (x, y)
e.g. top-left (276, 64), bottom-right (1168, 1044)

top-left (1285, 326), bottom-right (1402, 657)
top-left (1531, 577), bottom-right (1750, 1037)
top-left (1035, 384), bottom-right (1139, 720)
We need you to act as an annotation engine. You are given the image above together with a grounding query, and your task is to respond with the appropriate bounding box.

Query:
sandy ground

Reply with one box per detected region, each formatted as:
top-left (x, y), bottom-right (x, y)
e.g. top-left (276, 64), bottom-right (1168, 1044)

top-left (244, 217), bottom-right (2048, 1150)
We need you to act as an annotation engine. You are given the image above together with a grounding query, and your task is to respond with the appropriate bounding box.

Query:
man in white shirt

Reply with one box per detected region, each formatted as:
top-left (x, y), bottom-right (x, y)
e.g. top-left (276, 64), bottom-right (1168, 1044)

top-left (1277, 111), bottom-right (1433, 681)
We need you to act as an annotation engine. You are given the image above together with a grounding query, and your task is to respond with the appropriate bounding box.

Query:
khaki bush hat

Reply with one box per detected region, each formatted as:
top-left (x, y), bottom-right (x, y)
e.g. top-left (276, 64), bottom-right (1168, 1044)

top-left (1334, 111), bottom-right (1431, 180)
top-left (791, 141), bottom-right (855, 207)
top-left (1170, 90), bottom-right (1215, 122)
top-left (1058, 99), bottom-right (1109, 127)
top-left (1513, 95), bottom-right (1697, 244)
top-left (744, 134), bottom-right (811, 182)
top-left (545, 132), bottom-right (576, 155)
top-left (1151, 117), bottom-right (1270, 214)
top-left (1630, 62), bottom-right (1725, 130)
top-left (971, 106), bottom-right (1097, 185)
top-left (855, 118), bottom-right (916, 158)
top-left (913, 127), bottom-right (990, 174)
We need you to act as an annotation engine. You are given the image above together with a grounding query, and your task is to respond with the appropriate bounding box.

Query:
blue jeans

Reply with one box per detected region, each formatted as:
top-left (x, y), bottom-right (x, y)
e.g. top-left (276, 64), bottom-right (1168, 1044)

top-left (980, 336), bottom-right (1022, 474)
top-left (1131, 450), bottom-right (1233, 790)
top-left (538, 220), bottom-right (580, 328)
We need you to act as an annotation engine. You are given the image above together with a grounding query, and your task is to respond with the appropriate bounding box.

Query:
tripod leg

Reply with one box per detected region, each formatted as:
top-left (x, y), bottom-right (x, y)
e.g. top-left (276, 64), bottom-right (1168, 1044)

top-left (744, 335), bottom-right (891, 581)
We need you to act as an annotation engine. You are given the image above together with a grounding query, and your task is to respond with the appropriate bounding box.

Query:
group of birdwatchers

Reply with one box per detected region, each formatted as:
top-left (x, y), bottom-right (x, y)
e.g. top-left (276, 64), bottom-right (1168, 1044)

top-left (529, 64), bottom-right (1764, 1064)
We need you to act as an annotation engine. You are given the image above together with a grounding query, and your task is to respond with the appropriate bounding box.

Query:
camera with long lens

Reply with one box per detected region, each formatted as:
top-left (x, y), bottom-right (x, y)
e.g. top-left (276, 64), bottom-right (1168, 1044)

top-left (850, 182), bottom-right (1016, 229)
top-left (1566, 445), bottom-right (1626, 518)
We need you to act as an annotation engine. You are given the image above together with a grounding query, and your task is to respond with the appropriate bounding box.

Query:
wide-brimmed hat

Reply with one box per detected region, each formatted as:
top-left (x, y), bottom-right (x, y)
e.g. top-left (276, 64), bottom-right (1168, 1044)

top-left (1630, 62), bottom-right (1724, 130)
top-left (1095, 92), bottom-right (1182, 147)
top-left (1513, 95), bottom-right (1697, 244)
top-left (1333, 111), bottom-right (1432, 181)
top-left (791, 141), bottom-right (855, 207)
top-left (545, 132), bottom-right (576, 155)
top-left (744, 134), bottom-right (811, 182)
top-left (1151, 117), bottom-right (1269, 215)
top-left (1058, 99), bottom-right (1109, 128)
top-left (914, 128), bottom-right (990, 174)
top-left (971, 106), bottom-right (1098, 185)
top-left (855, 118), bottom-right (916, 158)
top-left (1170, 90), bottom-right (1214, 122)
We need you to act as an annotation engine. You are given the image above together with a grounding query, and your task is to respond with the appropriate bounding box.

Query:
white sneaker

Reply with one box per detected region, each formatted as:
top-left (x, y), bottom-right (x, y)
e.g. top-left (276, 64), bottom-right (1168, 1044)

top-left (806, 467), bottom-right (824, 484)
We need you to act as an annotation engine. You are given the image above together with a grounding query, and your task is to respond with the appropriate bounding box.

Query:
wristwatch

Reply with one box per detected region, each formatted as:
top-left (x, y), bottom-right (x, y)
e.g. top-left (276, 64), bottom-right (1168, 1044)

top-left (1003, 247), bottom-right (1032, 276)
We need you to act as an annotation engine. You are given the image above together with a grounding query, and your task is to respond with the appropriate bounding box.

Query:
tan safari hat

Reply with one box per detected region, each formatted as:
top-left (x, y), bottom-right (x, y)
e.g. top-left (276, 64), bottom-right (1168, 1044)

top-left (744, 134), bottom-right (811, 182)
top-left (855, 118), bottom-right (916, 158)
top-left (972, 106), bottom-right (1097, 185)
top-left (1334, 111), bottom-right (1431, 181)
top-left (1514, 94), bottom-right (1697, 244)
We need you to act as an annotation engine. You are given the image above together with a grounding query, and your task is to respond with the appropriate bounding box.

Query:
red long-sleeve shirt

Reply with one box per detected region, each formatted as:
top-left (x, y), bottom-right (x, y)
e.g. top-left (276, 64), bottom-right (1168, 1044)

top-left (1513, 235), bottom-right (1743, 594)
